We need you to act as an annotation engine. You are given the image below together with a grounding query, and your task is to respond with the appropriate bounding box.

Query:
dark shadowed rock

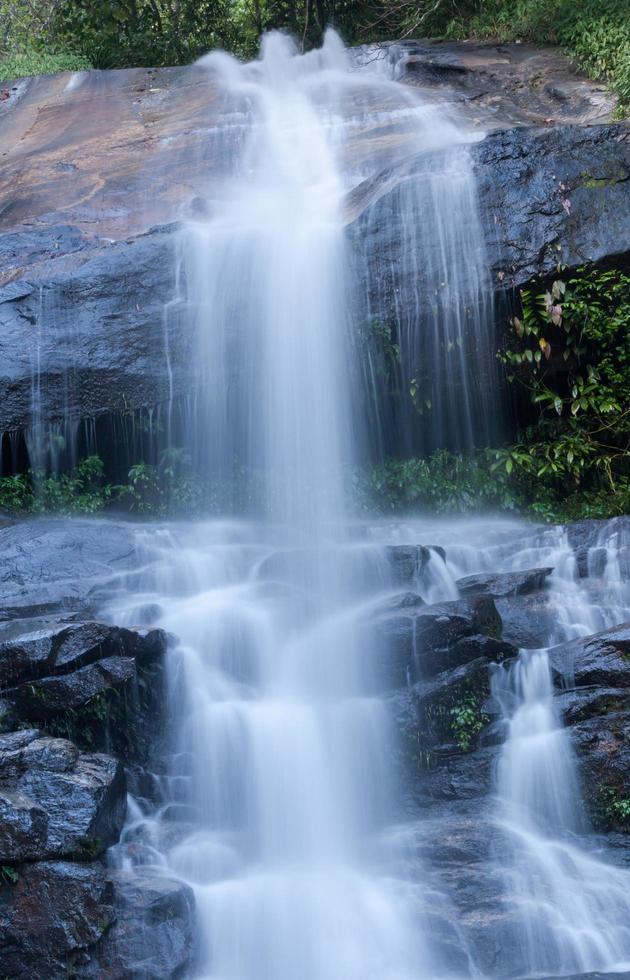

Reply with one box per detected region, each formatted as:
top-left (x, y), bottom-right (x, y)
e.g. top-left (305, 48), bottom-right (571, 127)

top-left (495, 591), bottom-right (557, 649)
top-left (549, 623), bottom-right (630, 688)
top-left (0, 789), bottom-right (48, 861)
top-left (0, 620), bottom-right (166, 686)
top-left (81, 869), bottom-right (196, 979)
top-left (0, 860), bottom-right (114, 978)
top-left (372, 595), bottom-right (506, 687)
top-left (566, 516), bottom-right (630, 578)
top-left (0, 732), bottom-right (125, 859)
top-left (384, 544), bottom-right (445, 585)
top-left (5, 656), bottom-right (136, 720)
top-left (456, 566), bottom-right (552, 599)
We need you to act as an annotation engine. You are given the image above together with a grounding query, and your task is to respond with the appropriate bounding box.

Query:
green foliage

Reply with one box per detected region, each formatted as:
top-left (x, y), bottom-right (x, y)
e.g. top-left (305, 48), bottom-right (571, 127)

top-left (597, 786), bottom-right (630, 832)
top-left (0, 49), bottom-right (91, 81)
top-left (449, 696), bottom-right (488, 752)
top-left (51, 0), bottom-right (237, 69)
top-left (359, 449), bottom-right (522, 515)
top-left (0, 865), bottom-right (19, 885)
top-left (116, 448), bottom-right (204, 516)
top-left (497, 267), bottom-right (630, 506)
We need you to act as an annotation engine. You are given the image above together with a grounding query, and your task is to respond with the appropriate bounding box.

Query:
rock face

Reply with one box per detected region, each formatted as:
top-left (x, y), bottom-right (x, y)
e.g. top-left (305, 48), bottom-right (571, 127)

top-left (371, 593), bottom-right (510, 687)
top-left (83, 870), bottom-right (196, 979)
top-left (0, 517), bottom-right (194, 977)
top-left (0, 730), bottom-right (126, 860)
top-left (0, 43), bottom-right (627, 442)
top-left (0, 860), bottom-right (115, 978)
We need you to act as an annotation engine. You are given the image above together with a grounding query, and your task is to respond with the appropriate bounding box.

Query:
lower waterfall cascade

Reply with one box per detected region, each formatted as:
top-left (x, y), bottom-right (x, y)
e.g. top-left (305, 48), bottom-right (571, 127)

top-left (1, 26), bottom-right (630, 980)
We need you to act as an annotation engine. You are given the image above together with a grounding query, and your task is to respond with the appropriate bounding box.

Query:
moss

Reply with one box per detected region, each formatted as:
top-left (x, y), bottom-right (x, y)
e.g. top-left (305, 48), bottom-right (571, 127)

top-left (74, 836), bottom-right (103, 861)
top-left (581, 171), bottom-right (628, 189)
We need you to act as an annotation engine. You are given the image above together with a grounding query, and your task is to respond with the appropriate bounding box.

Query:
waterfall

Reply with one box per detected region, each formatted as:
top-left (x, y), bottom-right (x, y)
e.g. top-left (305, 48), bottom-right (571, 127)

top-left (106, 31), bottom-right (497, 979)
top-left (490, 531), bottom-right (630, 977)
top-left (95, 30), bottom-right (630, 980)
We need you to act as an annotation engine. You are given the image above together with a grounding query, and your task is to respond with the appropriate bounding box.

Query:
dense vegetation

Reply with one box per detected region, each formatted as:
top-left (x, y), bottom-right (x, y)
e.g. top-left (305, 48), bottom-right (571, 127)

top-left (364, 267), bottom-right (630, 522)
top-left (1, 0), bottom-right (628, 115)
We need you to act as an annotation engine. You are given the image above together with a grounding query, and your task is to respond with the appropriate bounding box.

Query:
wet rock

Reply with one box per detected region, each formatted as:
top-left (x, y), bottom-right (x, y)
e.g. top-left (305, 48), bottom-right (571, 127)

top-left (0, 732), bottom-right (125, 859)
top-left (0, 52), bottom-right (626, 439)
top-left (571, 709), bottom-right (630, 832)
top-left (566, 516), bottom-right (630, 578)
top-left (556, 686), bottom-right (629, 726)
top-left (5, 656), bottom-right (137, 720)
top-left (392, 656), bottom-right (499, 766)
top-left (383, 544), bottom-right (445, 585)
top-left (82, 869), bottom-right (196, 979)
top-left (0, 790), bottom-right (48, 861)
top-left (373, 595), bottom-right (506, 687)
top-left (473, 123), bottom-right (630, 289)
top-left (456, 566), bottom-right (552, 599)
top-left (495, 591), bottom-right (557, 649)
top-left (549, 623), bottom-right (630, 688)
top-left (0, 860), bottom-right (114, 979)
top-left (414, 744), bottom-right (497, 803)
top-left (0, 518), bottom-right (139, 621)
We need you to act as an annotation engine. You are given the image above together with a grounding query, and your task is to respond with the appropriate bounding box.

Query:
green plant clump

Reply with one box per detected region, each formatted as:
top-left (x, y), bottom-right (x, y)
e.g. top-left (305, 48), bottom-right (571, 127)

top-left (449, 696), bottom-right (489, 752)
top-left (0, 50), bottom-right (91, 82)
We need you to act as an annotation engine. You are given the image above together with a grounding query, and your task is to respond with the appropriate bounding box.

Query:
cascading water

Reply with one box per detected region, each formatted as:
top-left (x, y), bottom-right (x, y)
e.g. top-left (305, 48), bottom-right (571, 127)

top-left (109, 30), bottom-right (495, 980)
top-left (489, 538), bottom-right (630, 978)
top-left (97, 30), bottom-right (630, 980)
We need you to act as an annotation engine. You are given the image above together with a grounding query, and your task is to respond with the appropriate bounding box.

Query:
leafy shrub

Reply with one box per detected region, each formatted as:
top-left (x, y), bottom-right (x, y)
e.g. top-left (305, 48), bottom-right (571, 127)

top-left (0, 49), bottom-right (91, 82)
top-left (498, 267), bottom-right (630, 496)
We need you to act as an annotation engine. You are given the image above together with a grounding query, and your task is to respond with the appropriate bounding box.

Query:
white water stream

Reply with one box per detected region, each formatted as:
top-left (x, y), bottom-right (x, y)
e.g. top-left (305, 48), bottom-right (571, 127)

top-left (98, 30), bottom-right (630, 980)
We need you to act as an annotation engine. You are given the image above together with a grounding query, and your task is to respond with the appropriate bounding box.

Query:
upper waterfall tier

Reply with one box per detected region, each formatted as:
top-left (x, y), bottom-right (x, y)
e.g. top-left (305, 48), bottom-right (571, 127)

top-left (0, 40), bottom-right (628, 439)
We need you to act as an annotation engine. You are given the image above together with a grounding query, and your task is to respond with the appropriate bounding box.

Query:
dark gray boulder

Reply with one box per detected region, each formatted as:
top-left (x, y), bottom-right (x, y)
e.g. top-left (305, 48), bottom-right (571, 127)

top-left (81, 869), bottom-right (196, 979)
top-left (5, 656), bottom-right (137, 720)
top-left (0, 731), bottom-right (126, 859)
top-left (549, 622), bottom-right (630, 688)
top-left (0, 621), bottom-right (166, 687)
top-left (473, 123), bottom-right (630, 290)
top-left (372, 595), bottom-right (507, 687)
top-left (383, 544), bottom-right (446, 586)
top-left (0, 860), bottom-right (115, 979)
top-left (494, 590), bottom-right (557, 649)
top-left (0, 789), bottom-right (48, 862)
top-left (456, 566), bottom-right (553, 599)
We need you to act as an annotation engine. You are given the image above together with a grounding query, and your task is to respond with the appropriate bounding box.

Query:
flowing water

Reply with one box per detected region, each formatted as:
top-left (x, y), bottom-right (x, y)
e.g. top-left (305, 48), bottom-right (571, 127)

top-left (109, 30), bottom-right (498, 980)
top-left (88, 29), bottom-right (630, 980)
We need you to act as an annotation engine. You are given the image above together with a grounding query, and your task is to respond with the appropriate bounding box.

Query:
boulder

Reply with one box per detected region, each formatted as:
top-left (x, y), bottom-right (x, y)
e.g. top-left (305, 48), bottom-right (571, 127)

top-left (383, 544), bottom-right (445, 586)
top-left (549, 623), bottom-right (630, 688)
top-left (494, 591), bottom-right (557, 650)
top-left (0, 731), bottom-right (125, 859)
top-left (456, 567), bottom-right (552, 599)
top-left (81, 869), bottom-right (196, 979)
top-left (0, 860), bottom-right (115, 978)
top-left (0, 518), bottom-right (140, 622)
top-left (372, 595), bottom-right (508, 687)
top-left (5, 656), bottom-right (137, 720)
top-left (566, 516), bottom-right (630, 578)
